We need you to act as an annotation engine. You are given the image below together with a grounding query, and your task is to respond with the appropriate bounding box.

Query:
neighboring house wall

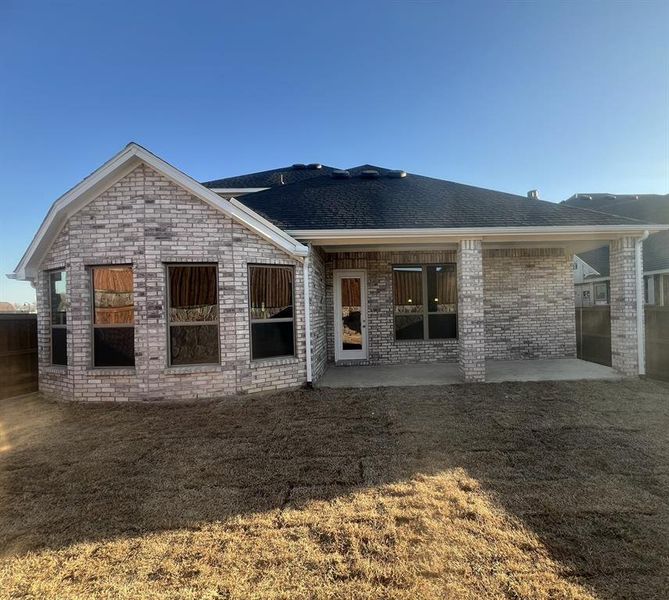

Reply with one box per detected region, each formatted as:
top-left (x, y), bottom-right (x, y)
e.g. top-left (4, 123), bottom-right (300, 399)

top-left (483, 248), bottom-right (577, 360)
top-left (37, 164), bottom-right (306, 402)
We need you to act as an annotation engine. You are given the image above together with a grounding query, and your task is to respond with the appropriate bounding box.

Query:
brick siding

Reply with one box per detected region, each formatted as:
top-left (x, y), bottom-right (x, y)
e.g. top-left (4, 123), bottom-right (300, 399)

top-left (308, 246), bottom-right (328, 382)
top-left (36, 165), bottom-right (583, 399)
top-left (37, 165), bottom-right (306, 402)
top-left (483, 248), bottom-right (577, 360)
top-left (458, 240), bottom-right (485, 382)
top-left (609, 237), bottom-right (641, 375)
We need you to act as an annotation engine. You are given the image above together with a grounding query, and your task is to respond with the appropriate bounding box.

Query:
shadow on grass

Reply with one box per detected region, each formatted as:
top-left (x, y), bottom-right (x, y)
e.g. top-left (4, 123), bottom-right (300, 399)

top-left (1, 378), bottom-right (668, 598)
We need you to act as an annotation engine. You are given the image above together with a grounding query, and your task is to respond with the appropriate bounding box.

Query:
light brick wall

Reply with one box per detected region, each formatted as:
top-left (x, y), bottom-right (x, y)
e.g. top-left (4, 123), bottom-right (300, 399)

top-left (458, 240), bottom-right (485, 382)
top-left (326, 251), bottom-right (459, 365)
top-left (37, 164), bottom-right (306, 402)
top-left (609, 237), bottom-right (640, 375)
top-left (483, 248), bottom-right (576, 360)
top-left (308, 246), bottom-right (328, 382)
top-left (323, 247), bottom-right (576, 372)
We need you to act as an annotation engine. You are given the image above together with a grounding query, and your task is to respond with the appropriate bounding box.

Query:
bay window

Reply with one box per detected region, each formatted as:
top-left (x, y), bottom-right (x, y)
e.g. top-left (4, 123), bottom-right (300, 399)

top-left (49, 270), bottom-right (67, 365)
top-left (249, 265), bottom-right (295, 359)
top-left (91, 266), bottom-right (135, 367)
top-left (167, 264), bottom-right (219, 366)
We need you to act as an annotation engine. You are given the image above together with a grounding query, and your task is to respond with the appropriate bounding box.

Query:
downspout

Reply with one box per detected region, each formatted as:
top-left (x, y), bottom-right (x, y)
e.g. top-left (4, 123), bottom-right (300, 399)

top-left (302, 247), bottom-right (313, 387)
top-left (636, 230), bottom-right (649, 375)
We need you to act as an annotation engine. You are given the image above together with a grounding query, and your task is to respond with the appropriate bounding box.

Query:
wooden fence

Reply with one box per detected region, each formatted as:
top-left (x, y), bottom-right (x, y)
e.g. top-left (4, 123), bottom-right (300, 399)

top-left (645, 307), bottom-right (669, 380)
top-left (576, 306), bottom-right (669, 379)
top-left (0, 313), bottom-right (38, 399)
top-left (575, 306), bottom-right (612, 367)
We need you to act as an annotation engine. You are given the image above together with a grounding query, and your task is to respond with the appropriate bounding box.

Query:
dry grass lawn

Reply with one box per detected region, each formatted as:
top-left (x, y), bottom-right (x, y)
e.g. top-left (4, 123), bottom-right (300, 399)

top-left (1, 378), bottom-right (668, 599)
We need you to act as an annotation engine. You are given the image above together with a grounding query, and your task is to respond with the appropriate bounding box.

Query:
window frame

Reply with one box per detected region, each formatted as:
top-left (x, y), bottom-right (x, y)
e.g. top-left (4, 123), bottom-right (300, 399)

top-left (89, 264), bottom-right (135, 368)
top-left (392, 263), bottom-right (458, 341)
top-left (48, 268), bottom-right (67, 366)
top-left (247, 264), bottom-right (296, 361)
top-left (166, 262), bottom-right (220, 367)
top-left (593, 281), bottom-right (609, 305)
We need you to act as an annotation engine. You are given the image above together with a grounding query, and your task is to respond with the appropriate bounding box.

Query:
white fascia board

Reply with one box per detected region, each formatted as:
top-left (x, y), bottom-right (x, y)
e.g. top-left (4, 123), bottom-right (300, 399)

top-left (11, 143), bottom-right (307, 280)
top-left (644, 269), bottom-right (669, 276)
top-left (573, 255), bottom-right (601, 277)
top-left (210, 187), bottom-right (269, 194)
top-left (288, 225), bottom-right (669, 245)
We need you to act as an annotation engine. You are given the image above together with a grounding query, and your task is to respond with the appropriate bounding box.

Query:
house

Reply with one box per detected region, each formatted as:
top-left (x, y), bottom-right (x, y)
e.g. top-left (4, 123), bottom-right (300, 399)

top-left (8, 144), bottom-right (666, 402)
top-left (564, 194), bottom-right (669, 307)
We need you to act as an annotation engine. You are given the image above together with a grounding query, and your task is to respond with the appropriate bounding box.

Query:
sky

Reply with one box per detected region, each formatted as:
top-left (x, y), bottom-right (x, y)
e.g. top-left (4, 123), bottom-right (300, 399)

top-left (1, 0), bottom-right (668, 304)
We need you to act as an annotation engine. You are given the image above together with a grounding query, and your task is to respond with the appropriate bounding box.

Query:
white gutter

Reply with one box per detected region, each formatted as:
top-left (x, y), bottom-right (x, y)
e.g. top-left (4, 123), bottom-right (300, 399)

top-left (302, 249), bottom-right (313, 386)
top-left (288, 225), bottom-right (669, 241)
top-left (636, 230), bottom-right (650, 375)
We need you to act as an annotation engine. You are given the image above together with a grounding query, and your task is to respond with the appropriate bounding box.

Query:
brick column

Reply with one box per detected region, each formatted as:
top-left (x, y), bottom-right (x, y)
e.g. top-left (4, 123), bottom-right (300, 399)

top-left (610, 237), bottom-right (642, 376)
top-left (457, 239), bottom-right (485, 382)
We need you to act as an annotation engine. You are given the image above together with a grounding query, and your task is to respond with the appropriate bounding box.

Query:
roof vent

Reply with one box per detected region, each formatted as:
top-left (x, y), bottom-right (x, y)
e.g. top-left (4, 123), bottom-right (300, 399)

top-left (307, 163), bottom-right (322, 170)
top-left (292, 163), bottom-right (307, 170)
top-left (527, 189), bottom-right (539, 200)
top-left (388, 170), bottom-right (407, 178)
top-left (360, 169), bottom-right (380, 179)
top-left (331, 169), bottom-right (351, 179)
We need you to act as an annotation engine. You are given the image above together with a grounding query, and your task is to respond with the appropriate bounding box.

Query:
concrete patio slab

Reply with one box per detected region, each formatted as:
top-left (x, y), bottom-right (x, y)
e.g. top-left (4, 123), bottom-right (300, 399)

top-left (317, 358), bottom-right (622, 388)
top-left (318, 363), bottom-right (462, 388)
top-left (485, 358), bottom-right (621, 383)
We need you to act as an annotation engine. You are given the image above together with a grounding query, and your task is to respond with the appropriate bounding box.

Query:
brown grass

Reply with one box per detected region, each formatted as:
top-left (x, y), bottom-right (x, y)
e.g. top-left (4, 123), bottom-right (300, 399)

top-left (1, 378), bottom-right (668, 599)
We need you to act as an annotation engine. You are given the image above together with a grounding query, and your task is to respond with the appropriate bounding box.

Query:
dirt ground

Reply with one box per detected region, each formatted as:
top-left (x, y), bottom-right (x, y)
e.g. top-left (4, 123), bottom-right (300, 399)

top-left (0, 378), bottom-right (668, 599)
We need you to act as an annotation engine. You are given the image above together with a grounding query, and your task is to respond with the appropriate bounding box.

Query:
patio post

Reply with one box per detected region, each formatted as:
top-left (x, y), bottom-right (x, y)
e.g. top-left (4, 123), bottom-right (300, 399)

top-left (457, 239), bottom-right (485, 382)
top-left (610, 236), bottom-right (644, 376)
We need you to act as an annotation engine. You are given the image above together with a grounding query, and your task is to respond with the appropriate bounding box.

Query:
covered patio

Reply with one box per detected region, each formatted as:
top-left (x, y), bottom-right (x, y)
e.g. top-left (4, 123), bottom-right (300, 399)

top-left (317, 358), bottom-right (621, 388)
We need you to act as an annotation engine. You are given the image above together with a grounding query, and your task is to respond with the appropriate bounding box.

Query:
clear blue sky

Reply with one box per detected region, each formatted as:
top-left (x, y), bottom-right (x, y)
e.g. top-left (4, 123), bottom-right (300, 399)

top-left (1, 0), bottom-right (668, 304)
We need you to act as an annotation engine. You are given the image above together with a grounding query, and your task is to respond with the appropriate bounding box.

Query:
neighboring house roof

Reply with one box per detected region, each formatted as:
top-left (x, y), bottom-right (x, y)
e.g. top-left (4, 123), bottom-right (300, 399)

top-left (580, 246), bottom-right (610, 278)
top-left (9, 143), bottom-right (308, 281)
top-left (0, 302), bottom-right (16, 312)
top-left (563, 193), bottom-right (669, 224)
top-left (238, 165), bottom-right (648, 230)
top-left (202, 164), bottom-right (339, 189)
top-left (567, 193), bottom-right (669, 275)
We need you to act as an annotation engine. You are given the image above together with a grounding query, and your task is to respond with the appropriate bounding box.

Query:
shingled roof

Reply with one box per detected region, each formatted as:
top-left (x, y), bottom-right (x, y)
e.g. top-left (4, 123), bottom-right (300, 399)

top-left (236, 165), bottom-right (646, 230)
top-left (566, 193), bottom-right (669, 275)
top-left (202, 164), bottom-right (339, 189)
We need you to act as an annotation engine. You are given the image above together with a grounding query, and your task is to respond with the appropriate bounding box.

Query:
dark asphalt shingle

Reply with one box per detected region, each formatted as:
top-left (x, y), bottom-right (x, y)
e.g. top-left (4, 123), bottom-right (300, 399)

top-left (236, 165), bottom-right (645, 230)
top-left (567, 193), bottom-right (669, 274)
top-left (202, 164), bottom-right (339, 189)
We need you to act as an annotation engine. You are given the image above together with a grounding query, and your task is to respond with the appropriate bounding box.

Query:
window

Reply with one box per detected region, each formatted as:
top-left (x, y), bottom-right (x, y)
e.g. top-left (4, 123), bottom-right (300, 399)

top-left (49, 270), bottom-right (67, 365)
top-left (594, 282), bottom-right (609, 305)
top-left (91, 266), bottom-right (135, 367)
top-left (249, 265), bottom-right (294, 359)
top-left (393, 265), bottom-right (457, 340)
top-left (167, 264), bottom-right (219, 365)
